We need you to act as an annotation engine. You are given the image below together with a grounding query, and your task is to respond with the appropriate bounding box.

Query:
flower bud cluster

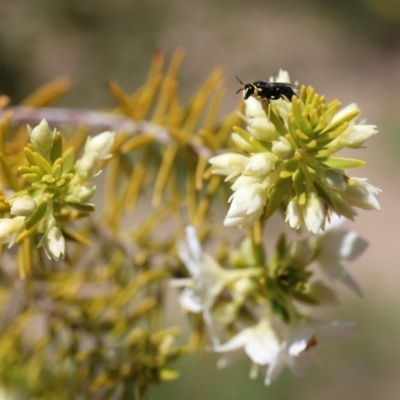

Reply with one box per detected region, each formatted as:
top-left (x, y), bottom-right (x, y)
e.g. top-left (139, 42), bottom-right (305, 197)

top-left (210, 71), bottom-right (380, 233)
top-left (2, 120), bottom-right (115, 261)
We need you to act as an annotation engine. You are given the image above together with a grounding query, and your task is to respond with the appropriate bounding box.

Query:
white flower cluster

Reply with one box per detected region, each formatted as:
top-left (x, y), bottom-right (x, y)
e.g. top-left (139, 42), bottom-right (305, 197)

top-left (1, 120), bottom-right (115, 261)
top-left (174, 218), bottom-right (366, 384)
top-left (209, 71), bottom-right (380, 233)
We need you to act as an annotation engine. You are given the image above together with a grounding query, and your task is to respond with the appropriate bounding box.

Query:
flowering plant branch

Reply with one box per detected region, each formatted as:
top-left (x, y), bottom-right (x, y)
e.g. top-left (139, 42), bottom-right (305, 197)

top-left (0, 51), bottom-right (380, 399)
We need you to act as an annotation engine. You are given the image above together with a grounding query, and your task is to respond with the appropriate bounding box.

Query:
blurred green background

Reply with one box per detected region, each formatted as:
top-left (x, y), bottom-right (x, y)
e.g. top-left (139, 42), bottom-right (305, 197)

top-left (1, 0), bottom-right (400, 399)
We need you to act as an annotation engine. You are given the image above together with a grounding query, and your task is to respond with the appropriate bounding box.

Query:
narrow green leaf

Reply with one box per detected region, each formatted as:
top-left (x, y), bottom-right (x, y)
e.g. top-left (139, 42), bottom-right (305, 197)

top-left (33, 152), bottom-right (53, 174)
top-left (25, 200), bottom-right (48, 230)
top-left (62, 147), bottom-right (75, 173)
top-left (52, 159), bottom-right (63, 180)
top-left (65, 201), bottom-right (95, 212)
top-left (24, 147), bottom-right (37, 166)
top-left (22, 173), bottom-right (41, 183)
top-left (50, 132), bottom-right (63, 163)
top-left (322, 109), bottom-right (360, 134)
top-left (320, 157), bottom-right (366, 169)
top-left (265, 178), bottom-right (291, 217)
top-left (279, 159), bottom-right (298, 178)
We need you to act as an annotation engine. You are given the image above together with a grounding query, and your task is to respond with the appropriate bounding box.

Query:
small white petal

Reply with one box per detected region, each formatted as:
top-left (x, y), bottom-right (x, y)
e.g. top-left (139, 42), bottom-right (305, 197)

top-left (243, 152), bottom-right (277, 178)
top-left (245, 97), bottom-right (266, 118)
top-left (179, 288), bottom-right (203, 313)
top-left (331, 103), bottom-right (358, 123)
top-left (84, 131), bottom-right (115, 160)
top-left (248, 118), bottom-right (279, 142)
top-left (209, 153), bottom-right (248, 180)
top-left (285, 198), bottom-right (304, 230)
top-left (302, 193), bottom-right (326, 233)
top-left (342, 178), bottom-right (381, 211)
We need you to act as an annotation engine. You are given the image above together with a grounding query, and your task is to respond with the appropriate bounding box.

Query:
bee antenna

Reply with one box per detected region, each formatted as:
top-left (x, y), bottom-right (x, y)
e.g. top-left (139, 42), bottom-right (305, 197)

top-left (235, 87), bottom-right (244, 94)
top-left (234, 75), bottom-right (244, 85)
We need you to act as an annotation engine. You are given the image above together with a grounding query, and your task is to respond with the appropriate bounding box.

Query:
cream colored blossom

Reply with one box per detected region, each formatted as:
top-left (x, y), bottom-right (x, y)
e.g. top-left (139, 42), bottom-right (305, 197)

top-left (0, 217), bottom-right (25, 246)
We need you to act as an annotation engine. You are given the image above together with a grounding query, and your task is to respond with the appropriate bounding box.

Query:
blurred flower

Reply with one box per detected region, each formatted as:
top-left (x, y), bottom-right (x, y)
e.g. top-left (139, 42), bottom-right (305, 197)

top-left (74, 131), bottom-right (115, 180)
top-left (311, 214), bottom-right (368, 296)
top-left (84, 131), bottom-right (115, 160)
top-left (215, 318), bottom-right (356, 385)
top-left (0, 217), bottom-right (25, 246)
top-left (174, 226), bottom-right (260, 330)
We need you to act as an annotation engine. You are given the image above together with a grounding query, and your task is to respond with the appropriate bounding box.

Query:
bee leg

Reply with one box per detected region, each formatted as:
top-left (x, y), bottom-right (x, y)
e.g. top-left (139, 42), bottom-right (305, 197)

top-left (261, 98), bottom-right (271, 120)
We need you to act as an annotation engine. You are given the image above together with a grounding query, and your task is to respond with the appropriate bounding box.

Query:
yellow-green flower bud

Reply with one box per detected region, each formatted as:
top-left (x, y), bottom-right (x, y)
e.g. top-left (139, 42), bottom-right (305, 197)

top-left (28, 120), bottom-right (55, 156)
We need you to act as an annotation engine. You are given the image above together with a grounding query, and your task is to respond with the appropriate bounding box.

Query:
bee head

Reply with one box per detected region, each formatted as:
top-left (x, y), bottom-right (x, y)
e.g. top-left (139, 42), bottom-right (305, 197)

top-left (243, 83), bottom-right (255, 100)
top-left (235, 76), bottom-right (256, 100)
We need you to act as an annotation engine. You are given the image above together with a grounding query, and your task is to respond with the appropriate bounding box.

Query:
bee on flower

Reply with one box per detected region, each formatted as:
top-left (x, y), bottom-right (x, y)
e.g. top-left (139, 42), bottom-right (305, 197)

top-left (209, 70), bottom-right (380, 233)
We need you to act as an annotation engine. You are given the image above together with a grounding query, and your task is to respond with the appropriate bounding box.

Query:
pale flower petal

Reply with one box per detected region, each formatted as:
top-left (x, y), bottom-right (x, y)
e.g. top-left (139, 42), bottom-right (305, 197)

top-left (331, 103), bottom-right (358, 123)
top-left (342, 178), bottom-right (381, 211)
top-left (243, 152), bottom-right (277, 178)
top-left (224, 184), bottom-right (267, 227)
top-left (84, 131), bottom-right (115, 160)
top-left (302, 192), bottom-right (326, 233)
top-left (209, 153), bottom-right (248, 180)
top-left (248, 117), bottom-right (279, 141)
top-left (244, 97), bottom-right (266, 118)
top-left (285, 198), bottom-right (304, 230)
top-left (0, 217), bottom-right (25, 246)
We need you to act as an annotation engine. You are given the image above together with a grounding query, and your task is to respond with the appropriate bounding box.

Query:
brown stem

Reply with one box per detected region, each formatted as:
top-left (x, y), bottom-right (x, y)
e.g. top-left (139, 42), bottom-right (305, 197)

top-left (0, 106), bottom-right (213, 157)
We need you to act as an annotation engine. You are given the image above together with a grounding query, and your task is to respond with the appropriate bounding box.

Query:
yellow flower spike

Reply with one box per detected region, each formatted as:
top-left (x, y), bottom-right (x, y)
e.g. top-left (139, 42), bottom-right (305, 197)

top-left (195, 154), bottom-right (208, 190)
top-left (0, 152), bottom-right (21, 191)
top-left (20, 76), bottom-right (72, 107)
top-left (165, 48), bottom-right (185, 84)
top-left (182, 68), bottom-right (223, 135)
top-left (0, 110), bottom-right (12, 154)
top-left (203, 85), bottom-right (225, 132)
top-left (146, 48), bottom-right (168, 84)
top-left (121, 133), bottom-right (155, 154)
top-left (17, 240), bottom-right (27, 279)
top-left (186, 171), bottom-right (197, 222)
top-left (215, 109), bottom-right (244, 148)
top-left (65, 126), bottom-right (88, 155)
top-left (123, 155), bottom-right (147, 212)
top-left (152, 51), bottom-right (184, 125)
top-left (193, 175), bottom-right (222, 226)
top-left (152, 144), bottom-right (178, 207)
top-left (152, 76), bottom-right (177, 125)
top-left (108, 80), bottom-right (136, 119)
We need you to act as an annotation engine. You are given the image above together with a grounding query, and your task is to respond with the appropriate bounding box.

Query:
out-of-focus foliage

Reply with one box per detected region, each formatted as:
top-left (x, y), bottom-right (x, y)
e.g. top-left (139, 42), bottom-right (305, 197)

top-left (0, 50), bottom-right (242, 399)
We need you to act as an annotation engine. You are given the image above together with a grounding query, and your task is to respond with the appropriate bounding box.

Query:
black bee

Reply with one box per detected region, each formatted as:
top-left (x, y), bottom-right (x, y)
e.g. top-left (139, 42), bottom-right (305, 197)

top-left (235, 76), bottom-right (297, 104)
